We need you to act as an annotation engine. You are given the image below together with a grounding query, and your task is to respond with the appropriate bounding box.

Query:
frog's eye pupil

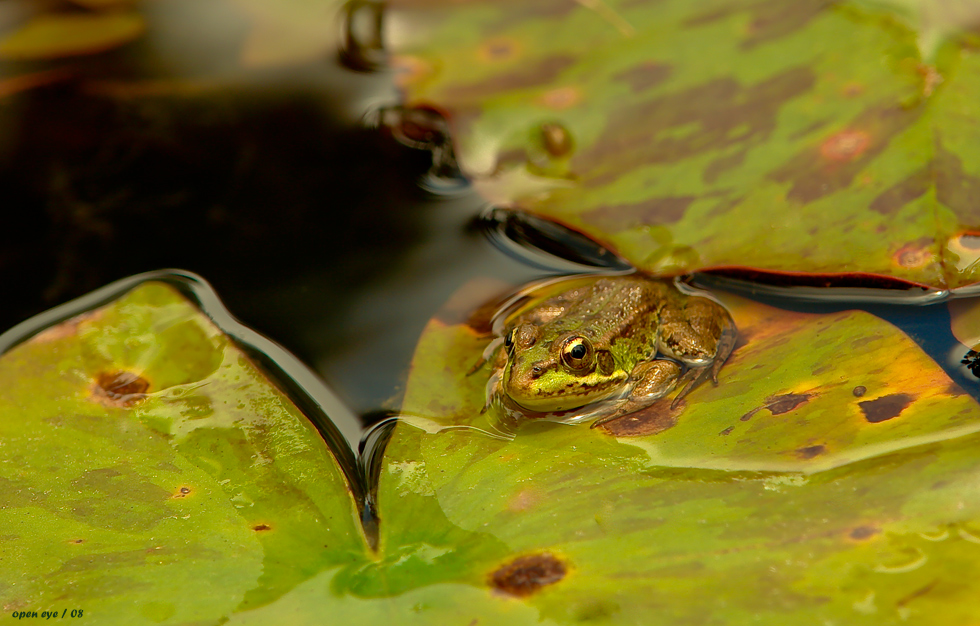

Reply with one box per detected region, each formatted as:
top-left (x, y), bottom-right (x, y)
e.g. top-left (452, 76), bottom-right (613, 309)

top-left (504, 330), bottom-right (514, 348)
top-left (560, 337), bottom-right (592, 370)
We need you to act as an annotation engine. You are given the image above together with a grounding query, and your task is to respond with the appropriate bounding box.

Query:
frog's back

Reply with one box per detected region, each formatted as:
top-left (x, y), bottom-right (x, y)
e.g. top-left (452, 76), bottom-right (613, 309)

top-left (531, 276), bottom-right (666, 360)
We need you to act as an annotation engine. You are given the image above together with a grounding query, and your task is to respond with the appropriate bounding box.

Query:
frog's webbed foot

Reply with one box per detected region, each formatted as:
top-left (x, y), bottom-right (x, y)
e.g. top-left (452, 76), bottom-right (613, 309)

top-left (657, 296), bottom-right (737, 405)
top-left (667, 321), bottom-right (736, 408)
top-left (591, 360), bottom-right (682, 428)
top-left (669, 366), bottom-right (708, 409)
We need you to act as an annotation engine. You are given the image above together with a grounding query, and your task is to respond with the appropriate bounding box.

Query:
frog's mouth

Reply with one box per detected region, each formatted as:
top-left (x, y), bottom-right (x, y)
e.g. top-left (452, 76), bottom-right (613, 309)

top-left (503, 370), bottom-right (624, 413)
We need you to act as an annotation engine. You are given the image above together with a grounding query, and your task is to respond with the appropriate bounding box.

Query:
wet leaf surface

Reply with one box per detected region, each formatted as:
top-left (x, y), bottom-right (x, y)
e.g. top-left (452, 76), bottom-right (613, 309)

top-left (372, 279), bottom-right (980, 623)
top-left (0, 282), bottom-right (368, 622)
top-left (390, 0), bottom-right (980, 289)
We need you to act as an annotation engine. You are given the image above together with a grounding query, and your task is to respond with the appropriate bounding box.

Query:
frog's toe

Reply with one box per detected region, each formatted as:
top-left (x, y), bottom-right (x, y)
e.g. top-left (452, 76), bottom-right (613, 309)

top-left (710, 325), bottom-right (738, 383)
top-left (670, 366), bottom-right (712, 409)
top-left (629, 359), bottom-right (683, 401)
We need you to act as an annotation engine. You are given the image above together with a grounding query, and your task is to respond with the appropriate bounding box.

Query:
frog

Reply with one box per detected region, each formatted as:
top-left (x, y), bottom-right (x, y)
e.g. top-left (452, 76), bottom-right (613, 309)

top-left (480, 274), bottom-right (737, 427)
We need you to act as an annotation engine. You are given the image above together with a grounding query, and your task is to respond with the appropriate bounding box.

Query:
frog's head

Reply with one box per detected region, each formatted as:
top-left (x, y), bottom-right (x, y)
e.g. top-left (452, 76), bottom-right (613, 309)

top-left (502, 322), bottom-right (627, 412)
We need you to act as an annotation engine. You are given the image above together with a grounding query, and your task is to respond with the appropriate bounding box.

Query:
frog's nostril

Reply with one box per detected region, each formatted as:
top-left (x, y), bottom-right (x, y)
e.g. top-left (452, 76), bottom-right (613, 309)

top-left (531, 364), bottom-right (544, 378)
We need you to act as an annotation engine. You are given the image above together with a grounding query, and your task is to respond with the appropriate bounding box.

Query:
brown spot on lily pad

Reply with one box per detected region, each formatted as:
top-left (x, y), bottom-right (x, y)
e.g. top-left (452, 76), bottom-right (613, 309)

top-left (934, 141), bottom-right (980, 223)
top-left (917, 63), bottom-right (943, 96)
top-left (91, 371), bottom-right (149, 408)
top-left (842, 81), bottom-right (864, 97)
top-left (613, 61), bottom-right (672, 93)
top-left (597, 398), bottom-right (683, 437)
top-left (869, 168), bottom-right (930, 216)
top-left (767, 393), bottom-right (810, 415)
top-left (686, 0), bottom-right (828, 49)
top-left (859, 393), bottom-right (913, 423)
top-left (740, 407), bottom-right (760, 421)
top-left (491, 553), bottom-right (566, 597)
top-left (742, 393), bottom-right (810, 421)
top-left (581, 67), bottom-right (815, 188)
top-left (537, 86), bottom-right (582, 110)
top-left (172, 486), bottom-right (192, 499)
top-left (478, 37), bottom-right (521, 62)
top-left (506, 489), bottom-right (540, 513)
top-left (796, 444), bottom-right (825, 459)
top-left (853, 385), bottom-right (866, 397)
top-left (582, 196), bottom-right (694, 231)
top-left (893, 240), bottom-right (935, 269)
top-left (819, 129), bottom-right (871, 162)
top-left (849, 525), bottom-right (879, 541)
top-left (391, 55), bottom-right (434, 88)
top-left (771, 105), bottom-right (918, 204)
top-left (445, 55), bottom-right (577, 103)
top-left (252, 523), bottom-right (272, 532)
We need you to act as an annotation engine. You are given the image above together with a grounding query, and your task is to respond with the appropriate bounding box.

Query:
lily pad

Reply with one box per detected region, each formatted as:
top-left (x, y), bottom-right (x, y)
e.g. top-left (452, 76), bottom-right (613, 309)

top-left (389, 0), bottom-right (980, 289)
top-left (6, 269), bottom-right (980, 622)
top-left (0, 278), bottom-right (368, 622)
top-left (372, 277), bottom-right (980, 622)
top-left (0, 12), bottom-right (144, 60)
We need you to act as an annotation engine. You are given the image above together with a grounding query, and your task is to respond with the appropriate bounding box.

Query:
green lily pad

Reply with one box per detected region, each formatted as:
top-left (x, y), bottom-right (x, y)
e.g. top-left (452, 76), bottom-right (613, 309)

top-left (371, 277), bottom-right (980, 622)
top-left (0, 280), bottom-right (368, 623)
top-left (389, 0), bottom-right (980, 289)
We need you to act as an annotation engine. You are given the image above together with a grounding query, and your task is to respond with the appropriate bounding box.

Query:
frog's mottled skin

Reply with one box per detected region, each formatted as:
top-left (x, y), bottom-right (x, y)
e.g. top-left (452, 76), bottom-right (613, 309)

top-left (485, 275), bottom-right (736, 425)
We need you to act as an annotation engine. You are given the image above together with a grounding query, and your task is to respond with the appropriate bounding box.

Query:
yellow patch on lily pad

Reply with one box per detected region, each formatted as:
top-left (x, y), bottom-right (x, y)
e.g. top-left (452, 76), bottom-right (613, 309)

top-left (0, 12), bottom-right (144, 60)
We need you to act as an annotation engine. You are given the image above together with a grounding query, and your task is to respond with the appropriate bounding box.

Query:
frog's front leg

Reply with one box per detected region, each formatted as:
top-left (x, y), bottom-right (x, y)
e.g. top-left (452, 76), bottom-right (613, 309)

top-left (657, 296), bottom-right (737, 407)
top-left (591, 360), bottom-right (683, 428)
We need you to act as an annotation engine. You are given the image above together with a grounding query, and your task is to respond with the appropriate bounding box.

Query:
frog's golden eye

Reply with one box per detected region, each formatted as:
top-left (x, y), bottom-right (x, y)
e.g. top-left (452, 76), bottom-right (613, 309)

top-left (560, 336), bottom-right (593, 371)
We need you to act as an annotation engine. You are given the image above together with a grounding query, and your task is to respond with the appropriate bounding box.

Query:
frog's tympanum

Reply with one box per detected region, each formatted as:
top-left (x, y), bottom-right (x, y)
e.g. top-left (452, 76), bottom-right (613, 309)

top-left (481, 275), bottom-right (736, 427)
